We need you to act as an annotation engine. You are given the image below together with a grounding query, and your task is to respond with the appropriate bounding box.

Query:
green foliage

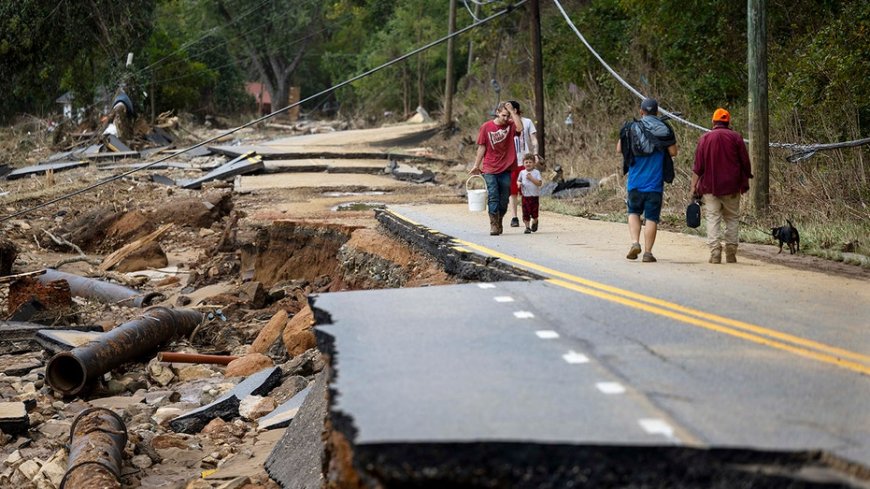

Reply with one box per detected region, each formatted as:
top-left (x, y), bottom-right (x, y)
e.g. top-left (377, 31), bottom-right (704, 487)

top-left (0, 0), bottom-right (156, 120)
top-left (349, 0), bottom-right (453, 114)
top-left (141, 1), bottom-right (247, 116)
top-left (774, 1), bottom-right (870, 136)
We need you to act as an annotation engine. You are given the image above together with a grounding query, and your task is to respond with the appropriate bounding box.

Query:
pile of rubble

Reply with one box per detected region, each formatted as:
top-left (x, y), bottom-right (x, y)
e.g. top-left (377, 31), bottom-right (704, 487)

top-left (0, 166), bottom-right (454, 489)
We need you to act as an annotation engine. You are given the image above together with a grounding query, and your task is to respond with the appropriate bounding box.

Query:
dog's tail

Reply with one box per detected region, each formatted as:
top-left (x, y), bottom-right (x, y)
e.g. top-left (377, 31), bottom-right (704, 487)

top-left (786, 218), bottom-right (795, 228)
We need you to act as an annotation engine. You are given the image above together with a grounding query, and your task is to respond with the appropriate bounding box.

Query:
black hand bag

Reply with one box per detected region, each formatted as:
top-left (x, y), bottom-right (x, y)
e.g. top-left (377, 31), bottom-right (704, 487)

top-left (686, 199), bottom-right (701, 228)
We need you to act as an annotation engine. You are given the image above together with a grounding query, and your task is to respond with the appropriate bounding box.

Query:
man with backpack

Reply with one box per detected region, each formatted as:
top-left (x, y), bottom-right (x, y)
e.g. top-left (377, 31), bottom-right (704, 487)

top-left (617, 98), bottom-right (678, 263)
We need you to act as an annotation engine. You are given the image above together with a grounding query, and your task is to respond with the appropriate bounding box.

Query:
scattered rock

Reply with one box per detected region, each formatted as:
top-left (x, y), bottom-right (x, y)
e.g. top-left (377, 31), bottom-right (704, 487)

top-left (148, 358), bottom-right (176, 386)
top-left (132, 454), bottom-right (154, 469)
top-left (238, 395), bottom-right (276, 420)
top-left (282, 306), bottom-right (315, 357)
top-left (250, 310), bottom-right (288, 354)
top-left (225, 354), bottom-right (274, 378)
top-left (151, 433), bottom-right (198, 450)
top-left (177, 365), bottom-right (217, 382)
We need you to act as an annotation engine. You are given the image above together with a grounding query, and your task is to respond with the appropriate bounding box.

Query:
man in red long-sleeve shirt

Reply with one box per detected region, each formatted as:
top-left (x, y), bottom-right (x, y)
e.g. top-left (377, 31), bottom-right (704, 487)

top-left (691, 108), bottom-right (753, 264)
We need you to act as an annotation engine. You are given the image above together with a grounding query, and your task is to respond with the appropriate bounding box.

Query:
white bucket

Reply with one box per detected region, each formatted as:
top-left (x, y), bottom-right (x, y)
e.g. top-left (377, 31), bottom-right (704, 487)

top-left (466, 175), bottom-right (487, 212)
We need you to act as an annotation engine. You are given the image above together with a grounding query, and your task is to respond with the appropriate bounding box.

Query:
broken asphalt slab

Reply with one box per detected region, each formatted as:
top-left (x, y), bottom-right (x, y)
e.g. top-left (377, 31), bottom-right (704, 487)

top-left (0, 321), bottom-right (102, 355)
top-left (4, 160), bottom-right (88, 180)
top-left (178, 152), bottom-right (264, 190)
top-left (264, 370), bottom-right (327, 489)
top-left (169, 366), bottom-right (282, 434)
top-left (310, 284), bottom-right (870, 487)
top-left (35, 329), bottom-right (104, 355)
top-left (0, 401), bottom-right (30, 435)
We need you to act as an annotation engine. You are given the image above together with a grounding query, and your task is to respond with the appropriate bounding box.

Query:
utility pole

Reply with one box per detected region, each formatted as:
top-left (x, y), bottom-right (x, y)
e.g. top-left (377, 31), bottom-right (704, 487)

top-left (529, 0), bottom-right (545, 157)
top-left (444, 0), bottom-right (457, 128)
top-left (748, 0), bottom-right (769, 214)
top-left (465, 2), bottom-right (480, 90)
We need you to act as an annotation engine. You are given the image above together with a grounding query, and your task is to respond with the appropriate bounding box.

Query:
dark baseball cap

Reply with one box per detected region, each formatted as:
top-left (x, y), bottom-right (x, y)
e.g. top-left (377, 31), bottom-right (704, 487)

top-left (640, 98), bottom-right (658, 115)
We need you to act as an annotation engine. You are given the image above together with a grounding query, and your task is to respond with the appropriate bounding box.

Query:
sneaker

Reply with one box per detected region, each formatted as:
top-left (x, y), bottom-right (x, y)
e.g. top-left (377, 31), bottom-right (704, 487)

top-left (626, 243), bottom-right (641, 260)
top-left (510, 217), bottom-right (520, 227)
top-left (524, 227), bottom-right (531, 234)
top-left (642, 252), bottom-right (657, 263)
top-left (531, 219), bottom-right (538, 232)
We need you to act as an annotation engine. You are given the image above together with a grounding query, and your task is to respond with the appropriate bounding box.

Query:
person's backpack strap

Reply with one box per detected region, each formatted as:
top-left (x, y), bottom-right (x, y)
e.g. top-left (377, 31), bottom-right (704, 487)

top-left (619, 121), bottom-right (634, 175)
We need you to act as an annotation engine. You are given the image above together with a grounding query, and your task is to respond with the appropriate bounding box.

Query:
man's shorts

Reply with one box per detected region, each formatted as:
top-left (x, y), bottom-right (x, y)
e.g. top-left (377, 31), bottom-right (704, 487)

top-left (510, 165), bottom-right (522, 196)
top-left (626, 189), bottom-right (662, 222)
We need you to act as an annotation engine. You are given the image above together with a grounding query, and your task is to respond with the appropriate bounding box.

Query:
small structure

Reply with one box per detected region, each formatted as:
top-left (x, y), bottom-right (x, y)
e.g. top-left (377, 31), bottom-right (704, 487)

top-left (245, 82), bottom-right (272, 115)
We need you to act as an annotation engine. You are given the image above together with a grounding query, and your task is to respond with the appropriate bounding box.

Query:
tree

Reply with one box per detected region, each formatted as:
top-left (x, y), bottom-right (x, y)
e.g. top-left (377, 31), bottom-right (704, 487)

top-left (0, 0), bottom-right (157, 120)
top-left (208, 0), bottom-right (325, 112)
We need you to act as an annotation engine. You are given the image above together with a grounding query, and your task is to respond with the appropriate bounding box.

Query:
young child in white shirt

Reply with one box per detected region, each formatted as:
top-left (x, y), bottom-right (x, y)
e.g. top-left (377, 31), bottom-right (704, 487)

top-left (517, 154), bottom-right (543, 234)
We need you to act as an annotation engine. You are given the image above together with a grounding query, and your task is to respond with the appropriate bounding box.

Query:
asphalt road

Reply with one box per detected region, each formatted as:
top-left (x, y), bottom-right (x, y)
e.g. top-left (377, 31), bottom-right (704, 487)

top-left (335, 204), bottom-right (870, 466)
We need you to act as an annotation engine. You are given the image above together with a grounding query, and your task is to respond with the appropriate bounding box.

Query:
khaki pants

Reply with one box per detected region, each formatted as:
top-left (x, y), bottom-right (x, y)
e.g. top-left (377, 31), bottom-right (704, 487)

top-left (704, 193), bottom-right (740, 249)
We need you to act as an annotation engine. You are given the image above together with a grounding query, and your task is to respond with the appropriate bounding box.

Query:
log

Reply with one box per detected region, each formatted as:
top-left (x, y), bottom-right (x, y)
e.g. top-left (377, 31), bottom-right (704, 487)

top-left (99, 223), bottom-right (173, 271)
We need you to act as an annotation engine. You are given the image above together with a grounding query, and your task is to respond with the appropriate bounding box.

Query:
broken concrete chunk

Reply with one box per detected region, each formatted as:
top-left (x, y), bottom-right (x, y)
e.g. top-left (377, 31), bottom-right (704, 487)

top-left (35, 329), bottom-right (104, 355)
top-left (238, 281), bottom-right (265, 308)
top-left (238, 395), bottom-right (276, 421)
top-left (0, 402), bottom-right (30, 435)
top-left (169, 367), bottom-right (282, 434)
top-left (0, 352), bottom-right (43, 376)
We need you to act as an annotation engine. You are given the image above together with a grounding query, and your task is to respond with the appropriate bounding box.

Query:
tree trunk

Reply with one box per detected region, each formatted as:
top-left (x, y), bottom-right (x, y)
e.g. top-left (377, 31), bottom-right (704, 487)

top-left (403, 63), bottom-right (410, 116)
top-left (271, 78), bottom-right (290, 114)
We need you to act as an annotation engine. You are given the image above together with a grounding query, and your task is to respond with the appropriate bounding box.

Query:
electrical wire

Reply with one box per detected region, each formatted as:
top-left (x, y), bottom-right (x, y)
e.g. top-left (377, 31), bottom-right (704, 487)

top-left (0, 0), bottom-right (527, 223)
top-left (551, 0), bottom-right (870, 156)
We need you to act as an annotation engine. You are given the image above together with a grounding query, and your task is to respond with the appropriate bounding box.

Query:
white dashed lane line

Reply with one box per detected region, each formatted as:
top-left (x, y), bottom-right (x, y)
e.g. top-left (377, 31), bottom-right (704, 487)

top-left (477, 283), bottom-right (496, 289)
top-left (595, 382), bottom-right (626, 394)
top-left (513, 311), bottom-right (535, 319)
top-left (562, 351), bottom-right (590, 364)
top-left (535, 330), bottom-right (559, 339)
top-left (638, 419), bottom-right (679, 442)
top-left (494, 296), bottom-right (514, 302)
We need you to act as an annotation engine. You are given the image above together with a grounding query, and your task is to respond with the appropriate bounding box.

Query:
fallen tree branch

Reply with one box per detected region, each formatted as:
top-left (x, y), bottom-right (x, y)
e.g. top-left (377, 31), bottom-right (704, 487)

top-left (89, 269), bottom-right (149, 288)
top-left (0, 269), bottom-right (46, 284)
top-left (54, 256), bottom-right (102, 269)
top-left (43, 229), bottom-right (85, 256)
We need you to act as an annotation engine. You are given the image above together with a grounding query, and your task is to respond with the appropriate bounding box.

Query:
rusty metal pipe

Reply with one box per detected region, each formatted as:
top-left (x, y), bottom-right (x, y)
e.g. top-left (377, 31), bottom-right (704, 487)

top-left (46, 307), bottom-right (203, 395)
top-left (157, 351), bottom-right (239, 365)
top-left (61, 407), bottom-right (128, 489)
top-left (39, 268), bottom-right (164, 308)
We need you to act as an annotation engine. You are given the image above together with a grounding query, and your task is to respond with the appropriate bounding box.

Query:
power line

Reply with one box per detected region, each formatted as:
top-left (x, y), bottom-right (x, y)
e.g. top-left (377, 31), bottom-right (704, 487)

top-left (1, 0), bottom-right (527, 223)
top-left (134, 0), bottom-right (276, 76)
top-left (551, 0), bottom-right (870, 157)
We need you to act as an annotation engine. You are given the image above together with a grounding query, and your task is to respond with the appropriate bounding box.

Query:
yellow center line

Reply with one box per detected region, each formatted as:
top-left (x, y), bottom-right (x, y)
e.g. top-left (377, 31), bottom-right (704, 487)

top-left (453, 238), bottom-right (870, 369)
top-left (548, 278), bottom-right (870, 376)
top-left (385, 209), bottom-right (870, 374)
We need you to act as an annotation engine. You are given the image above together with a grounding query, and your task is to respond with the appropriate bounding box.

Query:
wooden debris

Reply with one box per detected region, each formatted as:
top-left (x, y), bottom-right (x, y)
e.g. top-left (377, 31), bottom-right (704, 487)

top-left (99, 223), bottom-right (173, 272)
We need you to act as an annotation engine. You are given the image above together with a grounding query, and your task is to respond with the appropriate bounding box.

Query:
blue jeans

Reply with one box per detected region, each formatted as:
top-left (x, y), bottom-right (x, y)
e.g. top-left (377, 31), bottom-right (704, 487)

top-left (484, 170), bottom-right (511, 215)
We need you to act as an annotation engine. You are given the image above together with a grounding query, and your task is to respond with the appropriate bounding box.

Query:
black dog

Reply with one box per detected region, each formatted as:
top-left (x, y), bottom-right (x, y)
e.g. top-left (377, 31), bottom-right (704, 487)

top-left (771, 219), bottom-right (800, 254)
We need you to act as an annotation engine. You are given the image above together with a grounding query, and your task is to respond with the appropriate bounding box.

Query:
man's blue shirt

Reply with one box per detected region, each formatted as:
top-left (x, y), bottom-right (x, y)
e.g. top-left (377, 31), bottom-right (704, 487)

top-left (628, 151), bottom-right (664, 193)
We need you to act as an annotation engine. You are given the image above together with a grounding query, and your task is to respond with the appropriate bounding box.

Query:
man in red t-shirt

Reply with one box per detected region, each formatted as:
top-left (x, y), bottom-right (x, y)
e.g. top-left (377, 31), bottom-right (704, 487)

top-left (469, 102), bottom-right (523, 235)
top-left (691, 108), bottom-right (753, 264)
